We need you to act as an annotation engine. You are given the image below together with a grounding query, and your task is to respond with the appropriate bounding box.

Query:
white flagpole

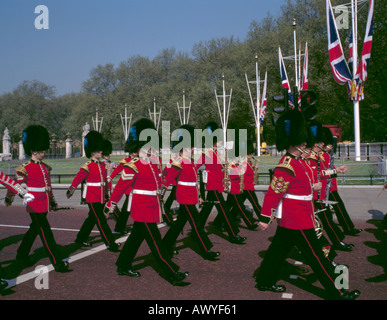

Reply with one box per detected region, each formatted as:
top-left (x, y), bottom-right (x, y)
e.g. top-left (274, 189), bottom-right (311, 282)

top-left (352, 0), bottom-right (361, 161)
top-left (255, 57), bottom-right (261, 157)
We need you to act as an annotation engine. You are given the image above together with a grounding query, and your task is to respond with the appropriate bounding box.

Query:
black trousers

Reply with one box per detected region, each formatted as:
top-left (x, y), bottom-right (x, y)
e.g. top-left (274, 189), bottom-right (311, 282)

top-left (116, 221), bottom-right (179, 277)
top-left (76, 203), bottom-right (116, 247)
top-left (17, 212), bottom-right (64, 266)
top-left (226, 193), bottom-right (255, 228)
top-left (329, 190), bottom-right (356, 233)
top-left (163, 204), bottom-right (213, 256)
top-left (256, 226), bottom-right (343, 297)
top-left (315, 201), bottom-right (345, 246)
top-left (243, 190), bottom-right (262, 220)
top-left (199, 190), bottom-right (239, 237)
top-left (114, 194), bottom-right (131, 233)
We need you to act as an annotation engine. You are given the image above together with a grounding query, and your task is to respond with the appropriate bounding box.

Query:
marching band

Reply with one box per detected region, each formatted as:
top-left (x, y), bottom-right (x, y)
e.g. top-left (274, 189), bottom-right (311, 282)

top-left (0, 115), bottom-right (365, 300)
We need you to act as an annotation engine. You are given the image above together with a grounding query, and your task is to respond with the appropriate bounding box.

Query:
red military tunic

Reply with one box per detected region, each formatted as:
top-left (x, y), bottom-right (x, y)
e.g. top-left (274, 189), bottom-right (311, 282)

top-left (261, 154), bottom-right (315, 230)
top-left (322, 151), bottom-right (338, 192)
top-left (109, 156), bottom-right (133, 196)
top-left (228, 162), bottom-right (244, 195)
top-left (1, 171), bottom-right (26, 195)
top-left (162, 156), bottom-right (200, 205)
top-left (108, 157), bottom-right (163, 223)
top-left (242, 160), bottom-right (255, 191)
top-left (12, 160), bottom-right (55, 213)
top-left (70, 160), bottom-right (108, 204)
top-left (197, 149), bottom-right (224, 193)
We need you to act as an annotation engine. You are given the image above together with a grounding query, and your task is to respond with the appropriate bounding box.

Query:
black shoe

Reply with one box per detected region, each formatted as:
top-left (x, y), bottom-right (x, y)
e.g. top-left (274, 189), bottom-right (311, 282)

top-left (229, 235), bottom-right (246, 244)
top-left (75, 240), bottom-right (92, 248)
top-left (204, 250), bottom-right (220, 261)
top-left (170, 271), bottom-right (189, 284)
top-left (108, 243), bottom-right (121, 252)
top-left (336, 290), bottom-right (361, 300)
top-left (54, 261), bottom-right (72, 273)
top-left (256, 284), bottom-right (286, 293)
top-left (334, 242), bottom-right (354, 252)
top-left (117, 267), bottom-right (141, 277)
top-left (345, 229), bottom-right (362, 236)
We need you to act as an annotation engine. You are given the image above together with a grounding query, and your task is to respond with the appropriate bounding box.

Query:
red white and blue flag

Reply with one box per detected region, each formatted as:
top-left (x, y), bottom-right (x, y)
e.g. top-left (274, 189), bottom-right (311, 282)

top-left (358, 0), bottom-right (374, 83)
top-left (278, 47), bottom-right (295, 109)
top-left (259, 71), bottom-right (267, 125)
top-left (326, 0), bottom-right (352, 85)
top-left (327, 0), bottom-right (374, 101)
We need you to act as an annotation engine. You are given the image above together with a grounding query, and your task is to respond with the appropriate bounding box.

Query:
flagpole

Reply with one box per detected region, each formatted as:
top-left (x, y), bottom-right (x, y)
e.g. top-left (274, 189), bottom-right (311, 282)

top-left (351, 0), bottom-right (361, 161)
top-left (255, 56), bottom-right (261, 157)
top-left (293, 19), bottom-right (299, 93)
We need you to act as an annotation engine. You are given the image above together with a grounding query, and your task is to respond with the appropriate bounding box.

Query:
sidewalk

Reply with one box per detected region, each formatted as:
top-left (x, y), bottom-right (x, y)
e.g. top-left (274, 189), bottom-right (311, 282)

top-left (2, 184), bottom-right (386, 221)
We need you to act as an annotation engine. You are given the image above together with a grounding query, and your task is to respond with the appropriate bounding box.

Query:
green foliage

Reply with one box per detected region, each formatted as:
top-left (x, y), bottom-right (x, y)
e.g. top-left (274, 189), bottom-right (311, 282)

top-left (0, 0), bottom-right (385, 148)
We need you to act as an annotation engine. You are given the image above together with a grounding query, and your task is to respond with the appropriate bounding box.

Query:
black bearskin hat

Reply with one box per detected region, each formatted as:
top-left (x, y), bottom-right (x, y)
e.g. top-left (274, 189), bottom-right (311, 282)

top-left (22, 125), bottom-right (50, 156)
top-left (84, 131), bottom-right (103, 158)
top-left (322, 126), bottom-right (337, 153)
top-left (172, 124), bottom-right (195, 149)
top-left (309, 119), bottom-right (325, 144)
top-left (102, 139), bottom-right (113, 156)
top-left (126, 118), bottom-right (157, 154)
top-left (203, 121), bottom-right (221, 148)
top-left (275, 109), bottom-right (312, 152)
top-left (228, 127), bottom-right (248, 158)
top-left (247, 139), bottom-right (255, 155)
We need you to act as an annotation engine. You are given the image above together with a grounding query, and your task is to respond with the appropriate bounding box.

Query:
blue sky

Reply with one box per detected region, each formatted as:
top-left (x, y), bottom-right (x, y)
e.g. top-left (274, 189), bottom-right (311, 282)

top-left (0, 0), bottom-right (285, 96)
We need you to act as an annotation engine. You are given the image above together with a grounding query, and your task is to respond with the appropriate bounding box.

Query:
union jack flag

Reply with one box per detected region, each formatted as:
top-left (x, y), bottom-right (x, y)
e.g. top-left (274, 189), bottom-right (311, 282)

top-left (259, 71), bottom-right (267, 125)
top-left (278, 47), bottom-right (295, 109)
top-left (359, 0), bottom-right (374, 83)
top-left (326, 0), bottom-right (352, 85)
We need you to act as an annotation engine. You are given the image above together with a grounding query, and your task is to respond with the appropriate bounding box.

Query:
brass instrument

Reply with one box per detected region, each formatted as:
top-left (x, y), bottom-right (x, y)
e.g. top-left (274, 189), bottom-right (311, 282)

top-left (223, 148), bottom-right (231, 193)
top-left (253, 158), bottom-right (259, 185)
top-left (239, 165), bottom-right (245, 194)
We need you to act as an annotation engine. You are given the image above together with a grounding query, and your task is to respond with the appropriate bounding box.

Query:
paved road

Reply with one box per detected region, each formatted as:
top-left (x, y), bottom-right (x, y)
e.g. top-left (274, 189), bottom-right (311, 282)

top-left (0, 185), bottom-right (386, 309)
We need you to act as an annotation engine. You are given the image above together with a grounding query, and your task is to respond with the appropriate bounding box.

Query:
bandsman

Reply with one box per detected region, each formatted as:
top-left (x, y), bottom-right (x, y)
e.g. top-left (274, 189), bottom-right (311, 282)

top-left (255, 109), bottom-right (360, 300)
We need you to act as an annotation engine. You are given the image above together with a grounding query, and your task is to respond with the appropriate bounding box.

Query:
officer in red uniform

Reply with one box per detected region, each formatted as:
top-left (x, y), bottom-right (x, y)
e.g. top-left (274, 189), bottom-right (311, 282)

top-left (162, 125), bottom-right (220, 261)
top-left (308, 121), bottom-right (353, 251)
top-left (198, 122), bottom-right (246, 244)
top-left (6, 125), bottom-right (71, 273)
top-left (104, 118), bottom-right (189, 285)
top-left (255, 110), bottom-right (360, 300)
top-left (322, 127), bottom-right (362, 236)
top-left (67, 131), bottom-right (120, 252)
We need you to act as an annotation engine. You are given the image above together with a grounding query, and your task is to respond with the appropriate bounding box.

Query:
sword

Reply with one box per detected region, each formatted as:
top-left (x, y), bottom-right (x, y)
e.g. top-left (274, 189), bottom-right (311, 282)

top-left (53, 207), bottom-right (74, 211)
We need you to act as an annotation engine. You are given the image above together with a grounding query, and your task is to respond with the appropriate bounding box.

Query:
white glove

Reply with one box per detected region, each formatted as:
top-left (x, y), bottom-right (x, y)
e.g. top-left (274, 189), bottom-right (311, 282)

top-left (23, 193), bottom-right (35, 207)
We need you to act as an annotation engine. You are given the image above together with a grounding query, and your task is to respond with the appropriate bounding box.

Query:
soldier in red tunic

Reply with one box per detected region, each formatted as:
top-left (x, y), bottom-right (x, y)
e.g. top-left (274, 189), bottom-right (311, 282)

top-left (104, 118), bottom-right (189, 285)
top-left (321, 127), bottom-right (362, 236)
top-left (198, 122), bottom-right (246, 244)
top-left (6, 125), bottom-right (71, 273)
top-left (67, 131), bottom-right (120, 252)
top-left (107, 143), bottom-right (133, 235)
top-left (255, 110), bottom-right (360, 300)
top-left (162, 125), bottom-right (220, 261)
top-left (241, 140), bottom-right (262, 221)
top-left (308, 121), bottom-right (353, 252)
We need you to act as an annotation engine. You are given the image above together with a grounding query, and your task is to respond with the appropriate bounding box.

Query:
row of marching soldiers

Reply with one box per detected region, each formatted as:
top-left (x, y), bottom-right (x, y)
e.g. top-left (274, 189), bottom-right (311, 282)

top-left (0, 111), bottom-right (361, 299)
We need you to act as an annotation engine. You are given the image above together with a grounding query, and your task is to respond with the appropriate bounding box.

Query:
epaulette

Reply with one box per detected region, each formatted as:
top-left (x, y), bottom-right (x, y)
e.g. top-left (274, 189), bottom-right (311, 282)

top-left (80, 161), bottom-right (91, 172)
top-left (15, 162), bottom-right (29, 176)
top-left (124, 157), bottom-right (139, 173)
top-left (275, 156), bottom-right (295, 176)
top-left (171, 157), bottom-right (183, 169)
top-left (119, 158), bottom-right (128, 165)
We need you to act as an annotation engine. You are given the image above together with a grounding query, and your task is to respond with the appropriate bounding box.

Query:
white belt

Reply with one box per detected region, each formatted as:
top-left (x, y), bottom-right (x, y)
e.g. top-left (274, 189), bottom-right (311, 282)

top-left (28, 187), bottom-right (50, 192)
top-left (283, 194), bottom-right (313, 201)
top-left (178, 181), bottom-right (197, 187)
top-left (86, 182), bottom-right (105, 187)
top-left (133, 189), bottom-right (158, 196)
